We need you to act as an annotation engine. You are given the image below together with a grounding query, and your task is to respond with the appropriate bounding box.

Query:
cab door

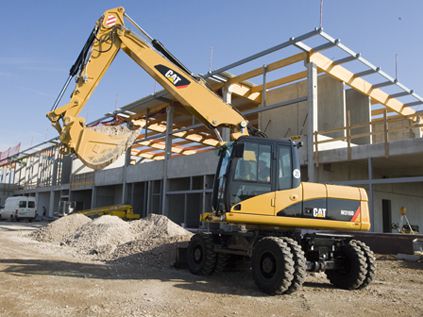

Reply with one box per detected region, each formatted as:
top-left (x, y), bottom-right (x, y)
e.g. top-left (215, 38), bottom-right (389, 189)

top-left (274, 143), bottom-right (303, 216)
top-left (227, 140), bottom-right (275, 215)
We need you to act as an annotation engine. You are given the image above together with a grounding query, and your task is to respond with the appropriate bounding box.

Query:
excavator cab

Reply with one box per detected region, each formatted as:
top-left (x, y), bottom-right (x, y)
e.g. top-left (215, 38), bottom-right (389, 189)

top-left (212, 136), bottom-right (301, 214)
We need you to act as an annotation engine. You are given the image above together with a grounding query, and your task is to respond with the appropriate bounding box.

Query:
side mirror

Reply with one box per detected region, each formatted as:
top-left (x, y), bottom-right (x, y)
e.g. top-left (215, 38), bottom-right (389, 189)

top-left (233, 142), bottom-right (245, 158)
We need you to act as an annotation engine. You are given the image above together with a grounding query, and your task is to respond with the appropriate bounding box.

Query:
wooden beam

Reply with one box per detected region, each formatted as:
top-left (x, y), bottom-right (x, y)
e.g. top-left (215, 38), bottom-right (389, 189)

top-left (310, 52), bottom-right (416, 118)
top-left (131, 118), bottom-right (216, 146)
top-left (371, 108), bottom-right (395, 116)
top-left (132, 138), bottom-right (203, 156)
top-left (250, 70), bottom-right (308, 93)
top-left (226, 52), bottom-right (307, 85)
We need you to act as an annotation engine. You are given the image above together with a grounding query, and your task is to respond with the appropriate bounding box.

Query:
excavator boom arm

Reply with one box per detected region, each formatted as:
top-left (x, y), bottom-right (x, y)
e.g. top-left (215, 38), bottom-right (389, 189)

top-left (47, 7), bottom-right (248, 169)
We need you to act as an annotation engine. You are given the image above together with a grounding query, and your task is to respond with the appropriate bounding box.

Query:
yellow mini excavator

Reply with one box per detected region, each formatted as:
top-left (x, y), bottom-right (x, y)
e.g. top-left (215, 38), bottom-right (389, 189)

top-left (47, 7), bottom-right (375, 295)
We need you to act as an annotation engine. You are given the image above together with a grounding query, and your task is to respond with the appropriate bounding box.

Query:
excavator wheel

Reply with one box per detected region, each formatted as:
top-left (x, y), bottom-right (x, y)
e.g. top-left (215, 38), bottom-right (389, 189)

top-left (354, 240), bottom-right (376, 288)
top-left (186, 233), bottom-right (217, 275)
top-left (251, 237), bottom-right (295, 295)
top-left (281, 237), bottom-right (307, 294)
top-left (215, 253), bottom-right (230, 273)
top-left (325, 239), bottom-right (368, 290)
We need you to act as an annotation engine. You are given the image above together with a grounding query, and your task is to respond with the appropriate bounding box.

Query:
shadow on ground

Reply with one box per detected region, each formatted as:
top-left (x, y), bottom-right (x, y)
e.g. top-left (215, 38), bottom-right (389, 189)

top-left (0, 242), bottom-right (334, 297)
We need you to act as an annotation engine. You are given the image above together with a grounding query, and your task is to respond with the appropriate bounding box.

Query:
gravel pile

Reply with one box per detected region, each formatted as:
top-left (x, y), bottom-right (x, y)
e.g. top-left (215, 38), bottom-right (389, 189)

top-left (32, 213), bottom-right (192, 266)
top-left (111, 214), bottom-right (193, 266)
top-left (66, 215), bottom-right (135, 258)
top-left (32, 214), bottom-right (91, 243)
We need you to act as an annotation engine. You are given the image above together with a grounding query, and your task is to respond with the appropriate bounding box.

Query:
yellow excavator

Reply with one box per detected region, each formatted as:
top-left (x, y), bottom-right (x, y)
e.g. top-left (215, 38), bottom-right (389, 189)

top-left (47, 7), bottom-right (375, 295)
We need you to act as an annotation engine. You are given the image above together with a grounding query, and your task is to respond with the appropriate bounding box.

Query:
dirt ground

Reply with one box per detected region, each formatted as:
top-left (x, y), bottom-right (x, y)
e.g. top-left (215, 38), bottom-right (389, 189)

top-left (0, 222), bottom-right (421, 317)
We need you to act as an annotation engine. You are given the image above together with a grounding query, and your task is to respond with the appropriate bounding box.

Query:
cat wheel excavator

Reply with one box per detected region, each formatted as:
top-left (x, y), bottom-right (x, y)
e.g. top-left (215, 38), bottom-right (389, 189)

top-left (47, 7), bottom-right (375, 295)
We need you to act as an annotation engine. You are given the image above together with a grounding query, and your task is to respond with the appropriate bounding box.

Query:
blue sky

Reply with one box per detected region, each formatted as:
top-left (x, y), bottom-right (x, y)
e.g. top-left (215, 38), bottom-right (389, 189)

top-left (1, 0), bottom-right (422, 151)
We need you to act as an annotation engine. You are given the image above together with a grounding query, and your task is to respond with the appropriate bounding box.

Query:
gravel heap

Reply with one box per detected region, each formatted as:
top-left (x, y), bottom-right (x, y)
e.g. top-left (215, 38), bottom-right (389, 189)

top-left (33, 213), bottom-right (192, 266)
top-left (32, 214), bottom-right (91, 243)
top-left (66, 215), bottom-right (135, 258)
top-left (111, 214), bottom-right (193, 266)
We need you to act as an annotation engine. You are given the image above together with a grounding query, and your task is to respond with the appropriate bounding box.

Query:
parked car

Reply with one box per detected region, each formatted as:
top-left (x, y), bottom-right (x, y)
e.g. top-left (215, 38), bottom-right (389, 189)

top-left (0, 196), bottom-right (37, 221)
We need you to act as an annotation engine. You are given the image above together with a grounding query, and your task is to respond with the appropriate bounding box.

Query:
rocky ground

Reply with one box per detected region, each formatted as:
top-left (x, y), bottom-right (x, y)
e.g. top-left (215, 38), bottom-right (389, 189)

top-left (0, 220), bottom-right (422, 317)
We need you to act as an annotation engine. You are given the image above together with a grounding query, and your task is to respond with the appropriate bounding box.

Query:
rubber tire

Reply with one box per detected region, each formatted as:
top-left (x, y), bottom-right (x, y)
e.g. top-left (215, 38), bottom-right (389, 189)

top-left (326, 239), bottom-right (367, 290)
top-left (281, 237), bottom-right (307, 294)
top-left (354, 240), bottom-right (376, 289)
top-left (215, 253), bottom-right (230, 273)
top-left (251, 237), bottom-right (295, 295)
top-left (187, 233), bottom-right (217, 275)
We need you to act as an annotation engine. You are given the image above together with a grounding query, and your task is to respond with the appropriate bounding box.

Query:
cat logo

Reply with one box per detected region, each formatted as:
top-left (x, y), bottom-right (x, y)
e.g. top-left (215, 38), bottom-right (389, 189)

top-left (154, 64), bottom-right (190, 89)
top-left (313, 208), bottom-right (327, 218)
top-left (165, 69), bottom-right (182, 85)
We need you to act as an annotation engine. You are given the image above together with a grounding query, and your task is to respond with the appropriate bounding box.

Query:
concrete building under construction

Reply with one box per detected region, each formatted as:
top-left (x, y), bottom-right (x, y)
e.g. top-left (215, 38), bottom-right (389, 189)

top-left (1, 28), bottom-right (422, 233)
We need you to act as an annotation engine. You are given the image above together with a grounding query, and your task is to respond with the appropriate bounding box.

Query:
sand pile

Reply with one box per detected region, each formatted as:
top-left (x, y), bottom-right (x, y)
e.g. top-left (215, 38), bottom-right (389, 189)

top-left (32, 214), bottom-right (91, 243)
top-left (33, 213), bottom-right (192, 266)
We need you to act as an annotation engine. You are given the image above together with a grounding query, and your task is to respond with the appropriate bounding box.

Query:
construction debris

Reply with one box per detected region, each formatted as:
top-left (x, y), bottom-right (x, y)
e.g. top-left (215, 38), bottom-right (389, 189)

top-left (32, 213), bottom-right (192, 266)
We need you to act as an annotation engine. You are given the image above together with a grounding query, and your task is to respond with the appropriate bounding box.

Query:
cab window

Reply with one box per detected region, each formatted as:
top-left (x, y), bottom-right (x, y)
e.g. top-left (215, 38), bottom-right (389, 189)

top-left (278, 145), bottom-right (293, 189)
top-left (19, 201), bottom-right (27, 208)
top-left (234, 143), bottom-right (271, 183)
top-left (230, 142), bottom-right (272, 206)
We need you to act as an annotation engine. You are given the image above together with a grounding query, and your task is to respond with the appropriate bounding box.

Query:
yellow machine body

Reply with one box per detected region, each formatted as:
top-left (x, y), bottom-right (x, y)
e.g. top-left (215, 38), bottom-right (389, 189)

top-left (231, 183), bottom-right (368, 231)
top-left (202, 182), bottom-right (370, 231)
top-left (77, 204), bottom-right (140, 220)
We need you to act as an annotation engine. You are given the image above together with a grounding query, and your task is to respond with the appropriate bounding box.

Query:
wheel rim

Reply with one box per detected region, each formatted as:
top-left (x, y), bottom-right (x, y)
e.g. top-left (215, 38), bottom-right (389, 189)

top-left (261, 252), bottom-right (276, 278)
top-left (193, 246), bottom-right (203, 263)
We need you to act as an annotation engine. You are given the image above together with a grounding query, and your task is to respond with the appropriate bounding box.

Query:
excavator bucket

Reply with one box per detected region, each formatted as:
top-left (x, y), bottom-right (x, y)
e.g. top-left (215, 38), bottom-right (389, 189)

top-left (74, 124), bottom-right (139, 170)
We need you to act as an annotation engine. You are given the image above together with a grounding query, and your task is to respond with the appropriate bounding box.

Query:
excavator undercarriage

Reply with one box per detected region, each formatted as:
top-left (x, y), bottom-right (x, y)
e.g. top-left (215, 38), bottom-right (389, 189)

top-left (184, 230), bottom-right (376, 295)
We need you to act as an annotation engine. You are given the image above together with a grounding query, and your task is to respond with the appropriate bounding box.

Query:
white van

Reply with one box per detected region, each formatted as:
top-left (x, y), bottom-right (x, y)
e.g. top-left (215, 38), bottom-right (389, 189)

top-left (0, 196), bottom-right (37, 221)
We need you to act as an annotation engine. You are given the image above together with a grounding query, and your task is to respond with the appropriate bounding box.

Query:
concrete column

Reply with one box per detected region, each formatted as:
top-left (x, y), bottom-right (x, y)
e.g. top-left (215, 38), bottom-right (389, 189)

top-left (52, 149), bottom-right (59, 186)
top-left (91, 186), bottom-right (96, 209)
top-left (368, 157), bottom-right (375, 232)
top-left (202, 175), bottom-right (206, 212)
top-left (146, 181), bottom-right (152, 214)
top-left (222, 86), bottom-right (232, 142)
top-left (48, 190), bottom-right (54, 217)
top-left (35, 192), bottom-right (39, 218)
top-left (307, 62), bottom-right (318, 182)
top-left (162, 105), bottom-right (174, 215)
top-left (317, 75), bottom-right (346, 139)
top-left (346, 89), bottom-right (372, 144)
top-left (121, 148), bottom-right (131, 204)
